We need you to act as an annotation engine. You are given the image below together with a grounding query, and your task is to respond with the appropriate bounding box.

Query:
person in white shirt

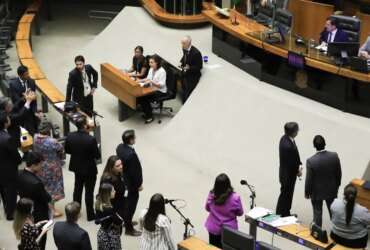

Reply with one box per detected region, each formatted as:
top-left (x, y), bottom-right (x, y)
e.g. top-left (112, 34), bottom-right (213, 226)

top-left (138, 54), bottom-right (167, 124)
top-left (139, 193), bottom-right (176, 250)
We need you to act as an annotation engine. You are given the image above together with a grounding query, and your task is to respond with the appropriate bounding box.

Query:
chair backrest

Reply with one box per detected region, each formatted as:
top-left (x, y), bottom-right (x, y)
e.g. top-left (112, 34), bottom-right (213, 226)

top-left (330, 15), bottom-right (361, 42)
top-left (257, 241), bottom-right (281, 250)
top-left (276, 9), bottom-right (293, 34)
top-left (163, 64), bottom-right (177, 99)
top-left (259, 5), bottom-right (273, 19)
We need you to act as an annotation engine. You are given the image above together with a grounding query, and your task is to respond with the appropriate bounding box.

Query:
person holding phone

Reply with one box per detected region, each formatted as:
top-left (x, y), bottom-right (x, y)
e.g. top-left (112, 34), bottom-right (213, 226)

top-left (13, 198), bottom-right (50, 250)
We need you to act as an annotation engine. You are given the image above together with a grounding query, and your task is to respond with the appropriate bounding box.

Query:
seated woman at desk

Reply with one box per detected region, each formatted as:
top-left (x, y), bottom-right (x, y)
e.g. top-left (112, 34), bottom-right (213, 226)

top-left (330, 183), bottom-right (370, 249)
top-left (138, 54), bottom-right (167, 124)
top-left (127, 46), bottom-right (148, 79)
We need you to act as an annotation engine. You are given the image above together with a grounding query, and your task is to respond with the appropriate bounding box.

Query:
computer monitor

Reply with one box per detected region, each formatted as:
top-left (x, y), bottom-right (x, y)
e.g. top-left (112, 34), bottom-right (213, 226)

top-left (222, 227), bottom-right (255, 250)
top-left (256, 241), bottom-right (281, 250)
top-left (327, 42), bottom-right (359, 59)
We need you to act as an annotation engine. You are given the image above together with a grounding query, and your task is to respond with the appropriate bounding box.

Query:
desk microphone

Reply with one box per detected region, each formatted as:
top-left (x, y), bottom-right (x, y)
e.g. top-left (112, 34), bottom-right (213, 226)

top-left (164, 198), bottom-right (178, 204)
top-left (240, 180), bottom-right (253, 187)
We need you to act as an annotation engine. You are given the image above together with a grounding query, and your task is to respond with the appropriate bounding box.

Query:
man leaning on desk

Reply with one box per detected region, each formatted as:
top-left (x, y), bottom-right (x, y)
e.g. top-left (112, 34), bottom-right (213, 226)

top-left (319, 17), bottom-right (349, 45)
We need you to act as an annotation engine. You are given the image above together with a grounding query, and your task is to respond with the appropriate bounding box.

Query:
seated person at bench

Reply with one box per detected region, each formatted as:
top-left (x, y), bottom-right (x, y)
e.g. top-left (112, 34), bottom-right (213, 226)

top-left (138, 54), bottom-right (167, 124)
top-left (319, 17), bottom-right (348, 45)
top-left (358, 36), bottom-right (370, 59)
top-left (330, 183), bottom-right (370, 249)
top-left (127, 46), bottom-right (148, 79)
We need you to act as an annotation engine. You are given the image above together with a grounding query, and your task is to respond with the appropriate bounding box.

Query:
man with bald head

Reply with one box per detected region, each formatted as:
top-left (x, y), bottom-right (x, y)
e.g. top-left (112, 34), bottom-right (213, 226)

top-left (179, 35), bottom-right (203, 103)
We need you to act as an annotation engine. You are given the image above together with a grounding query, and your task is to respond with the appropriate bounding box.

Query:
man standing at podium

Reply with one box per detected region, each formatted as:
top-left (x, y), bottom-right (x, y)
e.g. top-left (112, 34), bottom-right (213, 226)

top-left (276, 122), bottom-right (302, 217)
top-left (305, 135), bottom-right (342, 227)
top-left (179, 35), bottom-right (203, 104)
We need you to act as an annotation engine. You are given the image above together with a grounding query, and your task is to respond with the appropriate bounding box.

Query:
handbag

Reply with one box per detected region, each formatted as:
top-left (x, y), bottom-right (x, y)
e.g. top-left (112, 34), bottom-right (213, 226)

top-left (310, 223), bottom-right (328, 243)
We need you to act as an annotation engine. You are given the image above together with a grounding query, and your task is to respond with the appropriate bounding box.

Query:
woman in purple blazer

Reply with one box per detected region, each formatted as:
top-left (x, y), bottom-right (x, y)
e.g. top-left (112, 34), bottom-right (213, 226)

top-left (205, 173), bottom-right (244, 247)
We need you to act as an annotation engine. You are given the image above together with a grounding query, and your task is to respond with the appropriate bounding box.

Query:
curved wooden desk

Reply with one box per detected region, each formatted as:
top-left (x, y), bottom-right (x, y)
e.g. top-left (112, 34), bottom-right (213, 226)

top-left (141, 0), bottom-right (209, 27)
top-left (203, 9), bottom-right (370, 82)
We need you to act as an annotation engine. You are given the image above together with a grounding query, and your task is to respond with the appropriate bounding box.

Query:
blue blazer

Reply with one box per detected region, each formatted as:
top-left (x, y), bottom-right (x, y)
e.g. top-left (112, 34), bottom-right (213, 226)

top-left (319, 29), bottom-right (349, 44)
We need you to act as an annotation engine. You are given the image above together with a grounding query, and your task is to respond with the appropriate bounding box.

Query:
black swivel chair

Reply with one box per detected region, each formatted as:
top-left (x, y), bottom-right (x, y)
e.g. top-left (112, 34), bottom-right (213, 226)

top-left (151, 64), bottom-right (177, 124)
top-left (253, 5), bottom-right (273, 26)
top-left (330, 15), bottom-right (361, 42)
top-left (275, 9), bottom-right (292, 34)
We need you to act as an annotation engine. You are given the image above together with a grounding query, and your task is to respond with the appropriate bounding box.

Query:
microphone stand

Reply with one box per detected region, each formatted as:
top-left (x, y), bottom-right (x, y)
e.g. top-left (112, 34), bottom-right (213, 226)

top-left (168, 201), bottom-right (194, 240)
top-left (246, 182), bottom-right (256, 209)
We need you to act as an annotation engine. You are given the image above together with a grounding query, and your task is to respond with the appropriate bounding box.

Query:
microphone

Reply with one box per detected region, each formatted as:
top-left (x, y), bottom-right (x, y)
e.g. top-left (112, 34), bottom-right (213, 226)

top-left (164, 198), bottom-right (178, 204)
top-left (240, 180), bottom-right (248, 186)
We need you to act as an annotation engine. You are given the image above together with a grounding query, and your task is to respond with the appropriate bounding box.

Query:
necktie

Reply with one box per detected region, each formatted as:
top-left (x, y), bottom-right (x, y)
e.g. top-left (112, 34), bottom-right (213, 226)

top-left (328, 32), bottom-right (332, 43)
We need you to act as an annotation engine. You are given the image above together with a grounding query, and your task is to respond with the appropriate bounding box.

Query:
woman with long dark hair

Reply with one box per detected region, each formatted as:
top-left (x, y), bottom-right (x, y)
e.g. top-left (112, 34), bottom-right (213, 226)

top-left (138, 54), bottom-right (167, 124)
top-left (95, 183), bottom-right (124, 250)
top-left (330, 183), bottom-right (370, 249)
top-left (127, 45), bottom-right (148, 79)
top-left (139, 193), bottom-right (176, 250)
top-left (13, 198), bottom-right (49, 250)
top-left (205, 173), bottom-right (244, 248)
top-left (100, 155), bottom-right (126, 219)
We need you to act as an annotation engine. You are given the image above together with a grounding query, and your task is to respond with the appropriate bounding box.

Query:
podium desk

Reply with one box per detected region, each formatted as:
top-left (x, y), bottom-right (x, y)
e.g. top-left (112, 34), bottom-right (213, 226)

top-left (101, 63), bottom-right (157, 121)
top-left (178, 236), bottom-right (220, 250)
top-left (351, 178), bottom-right (370, 210)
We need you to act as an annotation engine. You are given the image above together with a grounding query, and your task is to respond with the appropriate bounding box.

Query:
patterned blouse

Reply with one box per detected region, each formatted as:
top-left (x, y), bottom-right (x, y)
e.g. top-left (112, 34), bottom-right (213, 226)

top-left (20, 222), bottom-right (41, 250)
top-left (139, 209), bottom-right (176, 250)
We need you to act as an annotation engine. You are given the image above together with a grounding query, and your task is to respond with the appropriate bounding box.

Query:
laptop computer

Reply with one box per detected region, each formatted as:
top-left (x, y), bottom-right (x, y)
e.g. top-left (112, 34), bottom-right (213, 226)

top-left (349, 57), bottom-right (370, 73)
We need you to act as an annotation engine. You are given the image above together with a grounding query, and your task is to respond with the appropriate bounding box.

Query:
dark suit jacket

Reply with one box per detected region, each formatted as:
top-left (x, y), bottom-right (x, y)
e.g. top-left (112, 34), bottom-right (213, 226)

top-left (7, 105), bottom-right (30, 148)
top-left (65, 130), bottom-right (100, 176)
top-left (305, 150), bottom-right (342, 200)
top-left (116, 143), bottom-right (143, 192)
top-left (9, 77), bottom-right (37, 112)
top-left (0, 130), bottom-right (22, 185)
top-left (319, 29), bottom-right (349, 44)
top-left (180, 46), bottom-right (203, 80)
top-left (17, 169), bottom-right (51, 221)
top-left (279, 135), bottom-right (302, 184)
top-left (66, 65), bottom-right (98, 105)
top-left (53, 221), bottom-right (92, 250)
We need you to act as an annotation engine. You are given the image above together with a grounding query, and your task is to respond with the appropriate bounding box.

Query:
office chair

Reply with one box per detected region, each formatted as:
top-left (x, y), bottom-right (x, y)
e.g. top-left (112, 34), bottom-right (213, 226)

top-left (275, 9), bottom-right (292, 34)
top-left (253, 4), bottom-right (273, 26)
top-left (330, 15), bottom-right (361, 43)
top-left (150, 65), bottom-right (177, 124)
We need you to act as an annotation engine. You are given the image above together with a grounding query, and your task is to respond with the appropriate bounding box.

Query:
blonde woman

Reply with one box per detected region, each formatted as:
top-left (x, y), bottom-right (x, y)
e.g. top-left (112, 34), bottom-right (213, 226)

top-left (95, 183), bottom-right (123, 250)
top-left (13, 198), bottom-right (49, 250)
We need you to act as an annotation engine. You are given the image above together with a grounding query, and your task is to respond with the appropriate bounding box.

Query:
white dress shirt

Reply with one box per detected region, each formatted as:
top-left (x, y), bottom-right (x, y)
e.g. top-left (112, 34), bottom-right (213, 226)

top-left (327, 29), bottom-right (338, 43)
top-left (81, 69), bottom-right (91, 97)
top-left (145, 67), bottom-right (167, 93)
top-left (139, 209), bottom-right (176, 250)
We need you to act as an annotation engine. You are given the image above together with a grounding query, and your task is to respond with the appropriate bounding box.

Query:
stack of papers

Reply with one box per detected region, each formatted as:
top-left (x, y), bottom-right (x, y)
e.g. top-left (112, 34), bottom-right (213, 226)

top-left (54, 102), bottom-right (65, 111)
top-left (247, 207), bottom-right (272, 219)
top-left (315, 43), bottom-right (328, 52)
top-left (269, 216), bottom-right (298, 227)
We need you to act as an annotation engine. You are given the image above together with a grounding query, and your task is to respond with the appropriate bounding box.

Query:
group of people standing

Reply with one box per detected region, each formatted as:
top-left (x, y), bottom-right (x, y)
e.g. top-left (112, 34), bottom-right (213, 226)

top-left (276, 122), bottom-right (370, 249)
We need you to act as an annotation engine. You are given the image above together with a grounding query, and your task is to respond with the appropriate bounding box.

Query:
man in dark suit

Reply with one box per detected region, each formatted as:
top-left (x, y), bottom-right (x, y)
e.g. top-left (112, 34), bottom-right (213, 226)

top-left (0, 111), bottom-right (22, 220)
top-left (53, 202), bottom-right (92, 250)
top-left (18, 151), bottom-right (51, 250)
top-left (0, 95), bottom-right (35, 148)
top-left (66, 55), bottom-right (98, 116)
top-left (319, 17), bottom-right (349, 44)
top-left (9, 65), bottom-right (40, 135)
top-left (179, 35), bottom-right (203, 104)
top-left (305, 135), bottom-right (342, 227)
top-left (116, 129), bottom-right (142, 236)
top-left (65, 116), bottom-right (100, 221)
top-left (276, 122), bottom-right (302, 217)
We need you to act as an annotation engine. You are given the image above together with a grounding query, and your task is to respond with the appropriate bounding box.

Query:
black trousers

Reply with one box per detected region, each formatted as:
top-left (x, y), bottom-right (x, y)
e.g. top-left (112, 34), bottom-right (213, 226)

top-left (139, 91), bottom-right (167, 119)
top-left (331, 232), bottom-right (368, 248)
top-left (276, 177), bottom-right (297, 217)
top-left (181, 75), bottom-right (200, 104)
top-left (0, 183), bottom-right (17, 219)
top-left (79, 95), bottom-right (94, 117)
top-left (73, 174), bottom-right (96, 220)
top-left (124, 191), bottom-right (139, 232)
top-left (311, 198), bottom-right (334, 227)
top-left (209, 233), bottom-right (222, 248)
